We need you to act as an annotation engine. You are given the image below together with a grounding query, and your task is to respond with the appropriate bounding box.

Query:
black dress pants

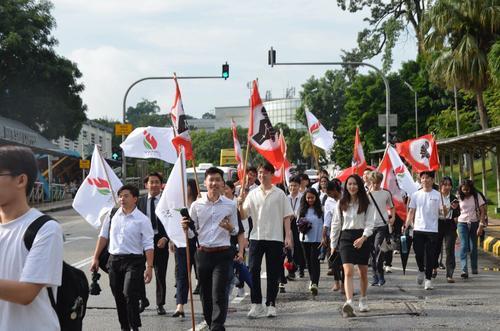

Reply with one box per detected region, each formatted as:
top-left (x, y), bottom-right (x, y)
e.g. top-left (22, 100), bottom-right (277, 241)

top-left (153, 246), bottom-right (169, 306)
top-left (434, 219), bottom-right (457, 278)
top-left (413, 231), bottom-right (439, 280)
top-left (302, 242), bottom-right (321, 285)
top-left (108, 254), bottom-right (145, 330)
top-left (369, 225), bottom-right (389, 276)
top-left (195, 249), bottom-right (233, 331)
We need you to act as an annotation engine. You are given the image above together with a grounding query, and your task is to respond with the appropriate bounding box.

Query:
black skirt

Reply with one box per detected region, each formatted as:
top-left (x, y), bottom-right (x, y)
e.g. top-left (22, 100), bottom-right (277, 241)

top-left (339, 229), bottom-right (370, 265)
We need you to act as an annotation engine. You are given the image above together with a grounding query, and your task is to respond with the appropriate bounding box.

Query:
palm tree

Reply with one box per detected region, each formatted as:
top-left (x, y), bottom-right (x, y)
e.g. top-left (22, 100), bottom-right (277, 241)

top-left (299, 134), bottom-right (322, 169)
top-left (424, 0), bottom-right (500, 129)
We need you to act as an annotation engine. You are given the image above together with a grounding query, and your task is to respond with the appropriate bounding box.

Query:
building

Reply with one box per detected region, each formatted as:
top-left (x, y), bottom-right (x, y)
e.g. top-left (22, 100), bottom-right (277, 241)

top-left (214, 106), bottom-right (249, 130)
top-left (187, 118), bottom-right (217, 133)
top-left (52, 120), bottom-right (113, 159)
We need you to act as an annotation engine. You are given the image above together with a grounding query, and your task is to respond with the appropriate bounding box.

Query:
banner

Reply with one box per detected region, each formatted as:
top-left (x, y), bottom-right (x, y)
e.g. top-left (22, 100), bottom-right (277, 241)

top-left (120, 126), bottom-right (177, 164)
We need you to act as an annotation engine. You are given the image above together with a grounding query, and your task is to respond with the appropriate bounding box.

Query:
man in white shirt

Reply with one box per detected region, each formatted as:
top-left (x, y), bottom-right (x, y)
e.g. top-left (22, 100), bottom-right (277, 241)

top-left (238, 163), bottom-right (294, 319)
top-left (182, 167), bottom-right (238, 331)
top-left (405, 171), bottom-right (440, 290)
top-left (91, 185), bottom-right (154, 331)
top-left (0, 146), bottom-right (63, 331)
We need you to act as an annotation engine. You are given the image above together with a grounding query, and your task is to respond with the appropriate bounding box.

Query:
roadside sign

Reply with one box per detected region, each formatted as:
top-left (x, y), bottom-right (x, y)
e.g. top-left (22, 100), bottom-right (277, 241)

top-left (378, 114), bottom-right (398, 127)
top-left (79, 160), bottom-right (90, 169)
top-left (220, 149), bottom-right (237, 166)
top-left (115, 123), bottom-right (133, 136)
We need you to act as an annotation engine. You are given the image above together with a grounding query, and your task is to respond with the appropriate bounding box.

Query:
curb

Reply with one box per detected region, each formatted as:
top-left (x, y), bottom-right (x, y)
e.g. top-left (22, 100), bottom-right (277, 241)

top-left (38, 204), bottom-right (73, 214)
top-left (482, 236), bottom-right (500, 257)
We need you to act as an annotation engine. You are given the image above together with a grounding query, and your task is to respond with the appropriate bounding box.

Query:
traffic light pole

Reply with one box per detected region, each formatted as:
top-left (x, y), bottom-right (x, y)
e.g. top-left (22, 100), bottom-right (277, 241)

top-left (121, 74), bottom-right (228, 180)
top-left (267, 47), bottom-right (391, 146)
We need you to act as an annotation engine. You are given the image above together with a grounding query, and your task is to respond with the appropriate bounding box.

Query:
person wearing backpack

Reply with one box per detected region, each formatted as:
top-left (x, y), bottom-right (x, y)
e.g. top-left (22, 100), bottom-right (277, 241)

top-left (0, 146), bottom-right (63, 331)
top-left (90, 184), bottom-right (154, 331)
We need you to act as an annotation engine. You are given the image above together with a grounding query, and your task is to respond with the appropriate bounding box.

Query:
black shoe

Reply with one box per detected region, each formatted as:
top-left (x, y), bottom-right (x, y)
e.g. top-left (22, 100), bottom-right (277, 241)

top-left (461, 272), bottom-right (469, 279)
top-left (299, 270), bottom-right (305, 278)
top-left (193, 283), bottom-right (200, 295)
top-left (472, 269), bottom-right (478, 275)
top-left (439, 262), bottom-right (446, 270)
top-left (279, 283), bottom-right (286, 293)
top-left (287, 271), bottom-right (296, 281)
top-left (432, 269), bottom-right (437, 279)
top-left (318, 251), bottom-right (326, 261)
top-left (139, 297), bottom-right (150, 313)
top-left (157, 306), bottom-right (166, 315)
top-left (172, 310), bottom-right (185, 318)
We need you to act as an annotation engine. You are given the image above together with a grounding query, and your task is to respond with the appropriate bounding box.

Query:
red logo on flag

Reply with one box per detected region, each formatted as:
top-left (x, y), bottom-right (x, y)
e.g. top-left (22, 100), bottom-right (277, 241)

top-left (87, 178), bottom-right (111, 195)
top-left (309, 122), bottom-right (320, 135)
top-left (143, 130), bottom-right (158, 150)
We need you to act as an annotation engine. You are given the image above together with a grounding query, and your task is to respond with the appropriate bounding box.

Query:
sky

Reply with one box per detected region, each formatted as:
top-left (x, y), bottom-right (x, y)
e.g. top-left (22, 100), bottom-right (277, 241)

top-left (51, 0), bottom-right (418, 121)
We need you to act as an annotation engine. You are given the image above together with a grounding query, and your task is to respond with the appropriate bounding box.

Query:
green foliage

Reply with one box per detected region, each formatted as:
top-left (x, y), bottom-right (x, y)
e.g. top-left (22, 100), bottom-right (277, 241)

top-left (484, 87), bottom-right (500, 127)
top-left (0, 0), bottom-right (87, 140)
top-left (126, 99), bottom-right (172, 128)
top-left (201, 112), bottom-right (215, 119)
top-left (427, 107), bottom-right (480, 138)
top-left (489, 41), bottom-right (500, 86)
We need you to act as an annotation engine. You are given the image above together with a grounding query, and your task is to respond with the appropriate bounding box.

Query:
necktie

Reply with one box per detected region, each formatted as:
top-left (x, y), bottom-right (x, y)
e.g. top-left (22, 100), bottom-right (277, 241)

top-left (150, 197), bottom-right (158, 233)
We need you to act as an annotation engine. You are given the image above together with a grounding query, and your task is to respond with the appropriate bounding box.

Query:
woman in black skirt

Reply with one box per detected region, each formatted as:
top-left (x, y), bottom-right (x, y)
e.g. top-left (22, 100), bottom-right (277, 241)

top-left (331, 174), bottom-right (375, 318)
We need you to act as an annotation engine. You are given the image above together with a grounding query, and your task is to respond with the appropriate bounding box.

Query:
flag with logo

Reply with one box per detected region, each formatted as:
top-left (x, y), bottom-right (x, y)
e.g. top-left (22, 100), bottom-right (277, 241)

top-left (305, 109), bottom-right (335, 152)
top-left (72, 145), bottom-right (123, 228)
top-left (120, 126), bottom-right (178, 164)
top-left (248, 80), bottom-right (284, 169)
top-left (170, 77), bottom-right (194, 161)
top-left (156, 148), bottom-right (188, 248)
top-left (396, 134), bottom-right (440, 172)
top-left (231, 119), bottom-right (244, 181)
top-left (351, 126), bottom-right (367, 176)
top-left (272, 130), bottom-right (291, 185)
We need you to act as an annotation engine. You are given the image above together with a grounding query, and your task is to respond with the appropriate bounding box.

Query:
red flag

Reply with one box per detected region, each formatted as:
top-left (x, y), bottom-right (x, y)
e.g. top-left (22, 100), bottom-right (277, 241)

top-left (271, 132), bottom-right (291, 185)
top-left (170, 78), bottom-right (194, 160)
top-left (396, 134), bottom-right (439, 172)
top-left (351, 127), bottom-right (367, 176)
top-left (336, 165), bottom-right (375, 183)
top-left (248, 80), bottom-right (284, 169)
top-left (378, 150), bottom-right (408, 220)
top-left (231, 119), bottom-right (244, 181)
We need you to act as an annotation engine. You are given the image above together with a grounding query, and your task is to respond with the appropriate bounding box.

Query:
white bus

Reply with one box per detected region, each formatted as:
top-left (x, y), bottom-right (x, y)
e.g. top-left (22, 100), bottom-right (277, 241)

top-left (186, 163), bottom-right (237, 192)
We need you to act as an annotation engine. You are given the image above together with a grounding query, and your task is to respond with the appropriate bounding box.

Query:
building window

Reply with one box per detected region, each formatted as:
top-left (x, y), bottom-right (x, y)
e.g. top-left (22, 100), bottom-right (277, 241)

top-left (91, 133), bottom-right (95, 144)
top-left (82, 131), bottom-right (88, 140)
top-left (99, 136), bottom-right (103, 144)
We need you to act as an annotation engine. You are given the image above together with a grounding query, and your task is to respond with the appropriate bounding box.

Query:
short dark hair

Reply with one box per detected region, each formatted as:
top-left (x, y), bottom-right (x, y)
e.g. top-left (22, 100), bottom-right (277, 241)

top-left (117, 184), bottom-right (140, 197)
top-left (205, 167), bottom-right (224, 179)
top-left (225, 180), bottom-right (235, 190)
top-left (258, 162), bottom-right (275, 174)
top-left (143, 172), bottom-right (163, 184)
top-left (247, 166), bottom-right (257, 175)
top-left (289, 176), bottom-right (301, 184)
top-left (326, 180), bottom-right (341, 193)
top-left (0, 146), bottom-right (38, 195)
top-left (419, 171), bottom-right (435, 179)
top-left (300, 173), bottom-right (310, 182)
top-left (187, 178), bottom-right (199, 201)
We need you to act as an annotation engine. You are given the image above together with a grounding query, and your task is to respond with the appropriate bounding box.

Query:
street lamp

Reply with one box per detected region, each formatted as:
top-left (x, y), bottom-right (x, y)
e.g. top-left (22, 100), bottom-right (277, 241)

top-left (121, 64), bottom-right (230, 179)
top-left (268, 47), bottom-right (391, 146)
top-left (403, 81), bottom-right (418, 138)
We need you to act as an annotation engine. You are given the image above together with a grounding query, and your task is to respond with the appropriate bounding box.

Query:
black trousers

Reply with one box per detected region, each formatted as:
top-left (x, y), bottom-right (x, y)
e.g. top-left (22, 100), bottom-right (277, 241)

top-left (369, 225), bottom-right (389, 275)
top-left (434, 219), bottom-right (457, 278)
top-left (413, 231), bottom-right (439, 280)
top-left (195, 249), bottom-right (233, 331)
top-left (153, 246), bottom-right (169, 306)
top-left (248, 240), bottom-right (283, 306)
top-left (291, 218), bottom-right (306, 271)
top-left (302, 242), bottom-right (321, 285)
top-left (108, 254), bottom-right (145, 329)
top-left (175, 239), bottom-right (197, 305)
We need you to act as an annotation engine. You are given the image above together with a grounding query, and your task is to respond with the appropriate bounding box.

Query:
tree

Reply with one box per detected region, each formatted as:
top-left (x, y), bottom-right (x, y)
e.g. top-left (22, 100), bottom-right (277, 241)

top-left (299, 134), bottom-right (324, 169)
top-left (201, 112), bottom-right (215, 119)
top-left (0, 0), bottom-right (87, 140)
top-left (424, 0), bottom-right (500, 129)
top-left (337, 0), bottom-right (432, 72)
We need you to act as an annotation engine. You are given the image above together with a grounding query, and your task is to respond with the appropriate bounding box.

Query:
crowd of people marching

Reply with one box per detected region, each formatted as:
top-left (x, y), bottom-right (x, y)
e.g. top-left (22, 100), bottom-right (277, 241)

top-left (0, 146), bottom-right (490, 331)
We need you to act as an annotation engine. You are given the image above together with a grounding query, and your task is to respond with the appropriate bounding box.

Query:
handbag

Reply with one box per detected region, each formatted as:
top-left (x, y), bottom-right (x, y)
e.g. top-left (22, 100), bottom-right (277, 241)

top-left (296, 217), bottom-right (312, 234)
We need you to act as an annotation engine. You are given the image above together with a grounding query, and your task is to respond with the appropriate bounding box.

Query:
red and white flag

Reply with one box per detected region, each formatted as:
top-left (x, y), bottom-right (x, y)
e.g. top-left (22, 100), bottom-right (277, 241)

top-left (396, 134), bottom-right (440, 172)
top-left (231, 119), bottom-right (244, 181)
top-left (72, 145), bottom-right (123, 228)
top-left (272, 131), bottom-right (291, 185)
top-left (351, 127), bottom-right (367, 176)
top-left (305, 109), bottom-right (335, 152)
top-left (170, 77), bottom-right (194, 161)
top-left (248, 80), bottom-right (284, 169)
top-left (120, 126), bottom-right (177, 164)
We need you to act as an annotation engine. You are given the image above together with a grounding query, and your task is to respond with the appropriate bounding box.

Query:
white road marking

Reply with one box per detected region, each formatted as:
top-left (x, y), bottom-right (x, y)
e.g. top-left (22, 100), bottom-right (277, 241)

top-left (261, 271), bottom-right (267, 279)
top-left (64, 236), bottom-right (93, 244)
top-left (390, 266), bottom-right (418, 273)
top-left (71, 256), bottom-right (93, 269)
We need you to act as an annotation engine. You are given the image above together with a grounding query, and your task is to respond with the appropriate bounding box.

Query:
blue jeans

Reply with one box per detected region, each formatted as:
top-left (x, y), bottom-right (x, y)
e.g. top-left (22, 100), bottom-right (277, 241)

top-left (457, 222), bottom-right (478, 274)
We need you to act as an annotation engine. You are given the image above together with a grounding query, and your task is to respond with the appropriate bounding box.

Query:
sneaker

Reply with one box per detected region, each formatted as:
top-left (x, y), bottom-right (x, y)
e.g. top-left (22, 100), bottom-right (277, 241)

top-left (237, 287), bottom-right (246, 297)
top-left (279, 283), bottom-right (286, 293)
top-left (299, 270), bottom-right (305, 278)
top-left (378, 274), bottom-right (386, 286)
top-left (287, 271), bottom-right (296, 281)
top-left (461, 272), bottom-right (469, 279)
top-left (198, 321), bottom-right (209, 331)
top-left (446, 277), bottom-right (455, 283)
top-left (326, 269), bottom-right (334, 276)
top-left (266, 305), bottom-right (277, 318)
top-left (318, 251), bottom-right (326, 261)
top-left (424, 279), bottom-right (434, 290)
top-left (310, 283), bottom-right (318, 296)
top-left (416, 272), bottom-right (425, 285)
top-left (371, 274), bottom-right (379, 286)
top-left (359, 297), bottom-right (370, 312)
top-left (384, 266), bottom-right (393, 273)
top-left (439, 262), bottom-right (446, 270)
top-left (342, 301), bottom-right (356, 318)
top-left (247, 304), bottom-right (266, 319)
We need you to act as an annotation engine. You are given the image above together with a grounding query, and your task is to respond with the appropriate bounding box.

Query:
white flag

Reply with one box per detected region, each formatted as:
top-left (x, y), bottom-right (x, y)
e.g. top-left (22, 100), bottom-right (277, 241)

top-left (387, 145), bottom-right (419, 196)
top-left (120, 126), bottom-right (177, 164)
top-left (72, 145), bottom-right (123, 228)
top-left (305, 109), bottom-right (335, 152)
top-left (155, 149), bottom-right (188, 247)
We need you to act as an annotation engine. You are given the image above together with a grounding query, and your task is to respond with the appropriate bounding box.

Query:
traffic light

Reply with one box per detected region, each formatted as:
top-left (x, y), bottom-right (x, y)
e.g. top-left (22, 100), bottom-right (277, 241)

top-left (111, 146), bottom-right (122, 161)
top-left (268, 47), bottom-right (276, 66)
top-left (222, 62), bottom-right (229, 80)
top-left (382, 131), bottom-right (398, 145)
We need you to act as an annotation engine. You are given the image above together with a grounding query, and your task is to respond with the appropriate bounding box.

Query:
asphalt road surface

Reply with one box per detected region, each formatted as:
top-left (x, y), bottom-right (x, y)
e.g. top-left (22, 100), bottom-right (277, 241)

top-left (55, 209), bottom-right (500, 330)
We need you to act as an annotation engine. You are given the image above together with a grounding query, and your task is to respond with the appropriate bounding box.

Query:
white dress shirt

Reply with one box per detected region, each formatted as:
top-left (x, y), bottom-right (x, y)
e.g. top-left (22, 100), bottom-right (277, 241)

top-left (190, 195), bottom-right (238, 247)
top-left (323, 197), bottom-right (338, 228)
top-left (288, 192), bottom-right (303, 218)
top-left (330, 202), bottom-right (375, 249)
top-left (100, 207), bottom-right (154, 255)
top-left (146, 193), bottom-right (160, 234)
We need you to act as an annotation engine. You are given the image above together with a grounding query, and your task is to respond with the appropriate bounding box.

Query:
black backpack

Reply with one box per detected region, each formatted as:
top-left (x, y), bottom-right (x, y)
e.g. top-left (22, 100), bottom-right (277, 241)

top-left (24, 215), bottom-right (89, 331)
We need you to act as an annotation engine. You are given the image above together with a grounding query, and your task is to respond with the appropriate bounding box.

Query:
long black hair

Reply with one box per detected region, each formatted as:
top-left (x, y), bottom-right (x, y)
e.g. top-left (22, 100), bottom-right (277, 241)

top-left (339, 174), bottom-right (369, 214)
top-left (299, 188), bottom-right (323, 218)
top-left (458, 179), bottom-right (478, 201)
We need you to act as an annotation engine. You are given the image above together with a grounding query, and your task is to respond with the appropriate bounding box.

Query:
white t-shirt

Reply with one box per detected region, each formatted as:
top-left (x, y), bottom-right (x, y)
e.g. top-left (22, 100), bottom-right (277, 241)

top-left (0, 208), bottom-right (63, 331)
top-left (369, 189), bottom-right (394, 228)
top-left (409, 189), bottom-right (440, 233)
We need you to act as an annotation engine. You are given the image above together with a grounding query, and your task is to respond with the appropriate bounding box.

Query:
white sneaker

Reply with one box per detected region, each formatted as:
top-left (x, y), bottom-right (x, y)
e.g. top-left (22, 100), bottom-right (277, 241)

top-left (266, 305), bottom-right (277, 317)
top-left (198, 321), bottom-right (209, 331)
top-left (237, 287), bottom-right (246, 297)
top-left (359, 296), bottom-right (370, 312)
top-left (247, 303), bottom-right (266, 319)
top-left (342, 301), bottom-right (356, 318)
top-left (416, 272), bottom-right (425, 285)
top-left (384, 266), bottom-right (393, 273)
top-left (424, 279), bottom-right (434, 290)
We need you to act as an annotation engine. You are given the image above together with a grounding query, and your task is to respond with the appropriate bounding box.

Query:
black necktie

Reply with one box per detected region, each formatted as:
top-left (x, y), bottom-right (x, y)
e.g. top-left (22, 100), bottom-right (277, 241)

top-left (150, 197), bottom-right (157, 231)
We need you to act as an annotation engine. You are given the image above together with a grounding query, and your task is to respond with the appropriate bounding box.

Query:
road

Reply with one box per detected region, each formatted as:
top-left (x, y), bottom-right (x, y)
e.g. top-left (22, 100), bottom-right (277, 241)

top-left (55, 209), bottom-right (500, 330)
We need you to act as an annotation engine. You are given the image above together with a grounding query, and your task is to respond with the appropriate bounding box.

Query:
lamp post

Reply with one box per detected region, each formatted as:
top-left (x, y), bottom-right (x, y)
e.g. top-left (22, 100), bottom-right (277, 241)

top-left (268, 47), bottom-right (391, 146)
top-left (121, 66), bottom-right (229, 179)
top-left (403, 81), bottom-right (418, 138)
